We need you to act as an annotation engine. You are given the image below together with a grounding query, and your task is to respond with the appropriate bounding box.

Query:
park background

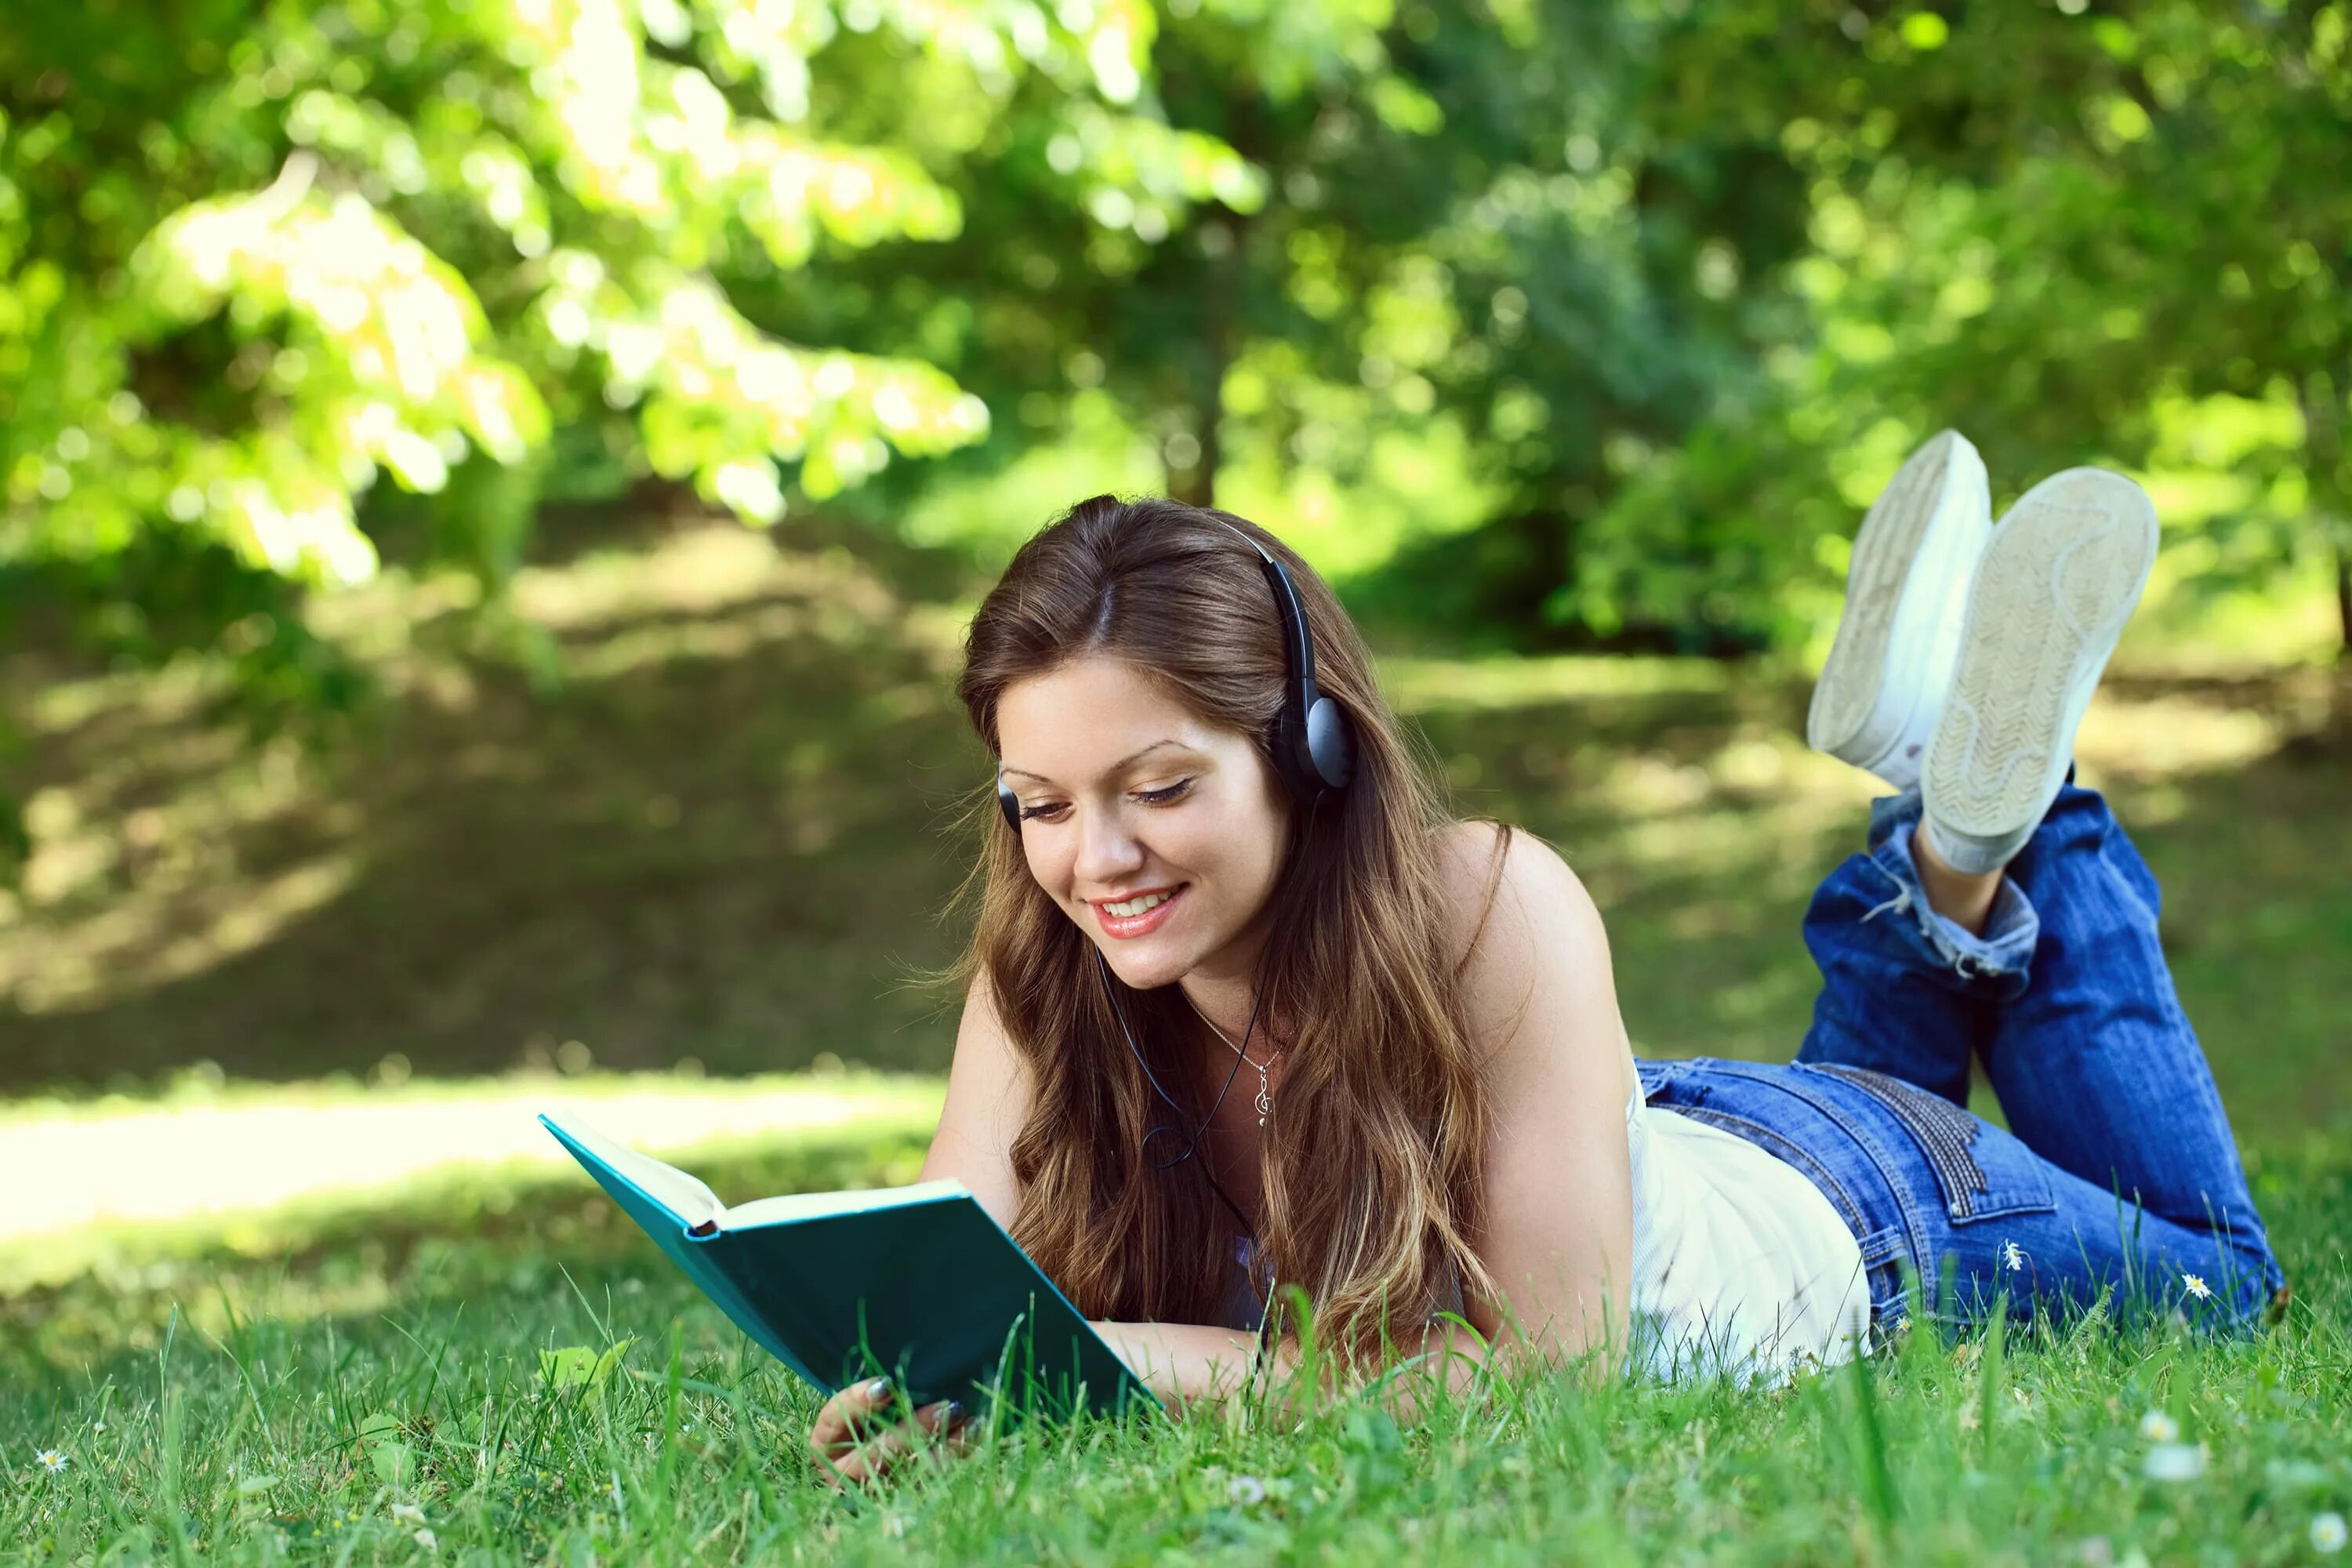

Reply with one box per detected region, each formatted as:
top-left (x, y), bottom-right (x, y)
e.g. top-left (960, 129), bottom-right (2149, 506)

top-left (1, 0), bottom-right (2347, 1562)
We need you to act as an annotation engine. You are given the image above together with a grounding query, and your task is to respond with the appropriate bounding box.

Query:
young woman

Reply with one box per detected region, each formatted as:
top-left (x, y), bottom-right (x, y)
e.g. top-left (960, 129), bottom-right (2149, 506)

top-left (808, 437), bottom-right (2287, 1480)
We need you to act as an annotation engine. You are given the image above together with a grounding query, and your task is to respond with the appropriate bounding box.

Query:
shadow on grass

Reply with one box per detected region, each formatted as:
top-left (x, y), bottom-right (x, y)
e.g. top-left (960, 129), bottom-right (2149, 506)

top-left (0, 523), bottom-right (994, 1091)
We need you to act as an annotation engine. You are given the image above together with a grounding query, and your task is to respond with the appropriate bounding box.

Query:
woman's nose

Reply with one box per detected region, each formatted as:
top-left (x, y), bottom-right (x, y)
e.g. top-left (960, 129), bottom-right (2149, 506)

top-left (1072, 804), bottom-right (1146, 885)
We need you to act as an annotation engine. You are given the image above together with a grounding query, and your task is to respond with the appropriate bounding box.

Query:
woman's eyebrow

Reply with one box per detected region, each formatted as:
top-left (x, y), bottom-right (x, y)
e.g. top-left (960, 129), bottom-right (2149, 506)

top-left (1000, 738), bottom-right (1189, 785)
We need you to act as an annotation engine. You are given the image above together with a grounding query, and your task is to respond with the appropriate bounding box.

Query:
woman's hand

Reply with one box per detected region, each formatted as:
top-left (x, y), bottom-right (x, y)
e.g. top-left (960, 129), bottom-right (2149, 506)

top-left (805, 1377), bottom-right (970, 1487)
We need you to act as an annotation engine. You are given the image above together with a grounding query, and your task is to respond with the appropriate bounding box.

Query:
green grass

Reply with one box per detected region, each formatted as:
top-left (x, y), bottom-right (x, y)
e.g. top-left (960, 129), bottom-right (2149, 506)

top-left (3, 1131), bottom-right (2347, 1564)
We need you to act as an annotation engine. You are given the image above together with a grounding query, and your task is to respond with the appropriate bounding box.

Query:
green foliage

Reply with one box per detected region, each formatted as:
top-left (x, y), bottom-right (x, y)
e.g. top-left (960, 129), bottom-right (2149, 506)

top-left (540, 1337), bottom-right (637, 1407)
top-left (4, 1), bottom-right (2349, 869)
top-left (0, 0), bottom-right (1239, 682)
top-left (354, 1410), bottom-right (418, 1487)
top-left (1657, 0), bottom-right (2352, 637)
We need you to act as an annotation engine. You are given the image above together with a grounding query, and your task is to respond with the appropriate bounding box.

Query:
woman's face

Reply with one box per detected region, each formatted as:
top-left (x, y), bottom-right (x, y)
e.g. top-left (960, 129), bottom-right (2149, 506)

top-left (996, 655), bottom-right (1290, 991)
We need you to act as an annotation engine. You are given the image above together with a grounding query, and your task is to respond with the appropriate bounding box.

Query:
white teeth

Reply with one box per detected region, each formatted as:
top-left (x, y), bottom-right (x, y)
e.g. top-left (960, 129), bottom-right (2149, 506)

top-left (1102, 890), bottom-right (1174, 918)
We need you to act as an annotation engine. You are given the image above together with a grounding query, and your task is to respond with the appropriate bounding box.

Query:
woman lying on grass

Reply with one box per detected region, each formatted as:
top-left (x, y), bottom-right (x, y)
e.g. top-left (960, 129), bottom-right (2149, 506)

top-left (811, 441), bottom-right (2288, 1483)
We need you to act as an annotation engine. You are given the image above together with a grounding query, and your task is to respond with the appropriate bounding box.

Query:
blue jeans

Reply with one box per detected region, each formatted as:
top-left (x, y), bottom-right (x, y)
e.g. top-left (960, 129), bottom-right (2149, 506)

top-left (1636, 779), bottom-right (2284, 1339)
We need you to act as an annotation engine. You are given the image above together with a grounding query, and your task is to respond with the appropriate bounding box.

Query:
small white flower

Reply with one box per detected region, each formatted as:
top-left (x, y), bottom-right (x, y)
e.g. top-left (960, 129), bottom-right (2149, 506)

top-left (36, 1449), bottom-right (68, 1475)
top-left (2181, 1273), bottom-right (2212, 1301)
top-left (2314, 1512), bottom-right (2348, 1555)
top-left (2142, 1442), bottom-right (2205, 1483)
top-left (1228, 1474), bottom-right (1267, 1506)
top-left (413, 1527), bottom-right (438, 1552)
top-left (2137, 1410), bottom-right (2180, 1443)
top-left (390, 1502), bottom-right (426, 1525)
top-left (91, 1422), bottom-right (104, 1434)
top-left (2002, 1240), bottom-right (2027, 1272)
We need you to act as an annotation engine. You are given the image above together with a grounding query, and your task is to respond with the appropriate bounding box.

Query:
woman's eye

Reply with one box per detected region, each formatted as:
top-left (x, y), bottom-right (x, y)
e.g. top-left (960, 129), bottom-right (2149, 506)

top-left (1016, 779), bottom-right (1189, 822)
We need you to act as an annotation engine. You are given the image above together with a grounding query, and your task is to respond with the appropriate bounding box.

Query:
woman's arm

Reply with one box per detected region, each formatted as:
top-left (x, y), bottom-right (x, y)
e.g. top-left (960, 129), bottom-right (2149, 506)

top-left (1087, 1320), bottom-right (1261, 1408)
top-left (916, 967), bottom-right (1032, 1226)
top-left (1091, 1316), bottom-right (1505, 1415)
top-left (1440, 820), bottom-right (1640, 1374)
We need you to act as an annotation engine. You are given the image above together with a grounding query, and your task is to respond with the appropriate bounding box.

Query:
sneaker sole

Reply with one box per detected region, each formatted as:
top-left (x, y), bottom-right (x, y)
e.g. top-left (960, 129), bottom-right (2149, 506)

top-left (1922, 468), bottom-right (2158, 859)
top-left (1807, 430), bottom-right (1989, 776)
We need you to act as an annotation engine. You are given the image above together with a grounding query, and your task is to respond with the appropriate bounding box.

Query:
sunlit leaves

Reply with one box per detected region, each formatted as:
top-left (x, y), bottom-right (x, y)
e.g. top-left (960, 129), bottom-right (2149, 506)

top-left (127, 161), bottom-right (551, 583)
top-left (606, 268), bottom-right (989, 515)
top-left (0, 0), bottom-right (1225, 626)
top-left (1045, 102), bottom-right (1269, 239)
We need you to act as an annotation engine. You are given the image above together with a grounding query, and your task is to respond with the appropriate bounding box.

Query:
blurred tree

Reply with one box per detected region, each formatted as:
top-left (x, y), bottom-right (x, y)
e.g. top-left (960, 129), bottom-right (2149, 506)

top-left (1369, 1), bottom-right (1824, 652)
top-left (806, 0), bottom-right (1829, 652)
top-left (1666, 0), bottom-right (2352, 656)
top-left (0, 0), bottom-right (1280, 866)
top-left (6, 0), bottom-right (2344, 879)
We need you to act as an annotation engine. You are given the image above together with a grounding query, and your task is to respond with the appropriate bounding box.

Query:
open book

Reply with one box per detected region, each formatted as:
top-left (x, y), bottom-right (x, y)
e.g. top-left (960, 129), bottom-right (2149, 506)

top-left (539, 1112), bottom-right (1154, 1419)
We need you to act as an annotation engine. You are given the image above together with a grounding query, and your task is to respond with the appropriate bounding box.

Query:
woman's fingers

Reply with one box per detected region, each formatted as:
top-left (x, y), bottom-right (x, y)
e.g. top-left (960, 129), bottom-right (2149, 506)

top-left (912, 1399), bottom-right (969, 1438)
top-left (824, 1426), bottom-right (919, 1487)
top-left (808, 1377), bottom-right (898, 1457)
top-left (808, 1386), bottom-right (973, 1487)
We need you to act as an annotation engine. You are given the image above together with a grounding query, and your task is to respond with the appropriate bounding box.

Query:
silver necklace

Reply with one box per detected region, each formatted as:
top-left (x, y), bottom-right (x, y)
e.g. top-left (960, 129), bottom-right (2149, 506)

top-left (1184, 990), bottom-right (1281, 1129)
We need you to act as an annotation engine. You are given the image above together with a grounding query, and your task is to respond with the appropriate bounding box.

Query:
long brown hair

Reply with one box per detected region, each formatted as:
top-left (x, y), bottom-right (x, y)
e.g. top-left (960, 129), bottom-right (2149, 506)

top-left (952, 494), bottom-right (1504, 1353)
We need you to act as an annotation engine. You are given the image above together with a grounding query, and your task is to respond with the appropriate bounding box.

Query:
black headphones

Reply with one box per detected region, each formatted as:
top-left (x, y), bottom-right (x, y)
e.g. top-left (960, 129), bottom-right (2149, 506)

top-left (994, 517), bottom-right (1356, 832)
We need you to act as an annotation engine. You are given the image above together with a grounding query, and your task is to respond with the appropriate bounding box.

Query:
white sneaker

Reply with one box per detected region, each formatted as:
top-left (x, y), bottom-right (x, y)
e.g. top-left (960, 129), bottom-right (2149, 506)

top-left (1919, 468), bottom-right (2159, 875)
top-left (1807, 430), bottom-right (1993, 790)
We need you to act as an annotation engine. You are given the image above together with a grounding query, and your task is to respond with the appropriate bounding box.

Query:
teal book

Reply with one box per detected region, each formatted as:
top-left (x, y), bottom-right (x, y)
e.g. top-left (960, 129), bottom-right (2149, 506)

top-left (538, 1112), bottom-right (1155, 1419)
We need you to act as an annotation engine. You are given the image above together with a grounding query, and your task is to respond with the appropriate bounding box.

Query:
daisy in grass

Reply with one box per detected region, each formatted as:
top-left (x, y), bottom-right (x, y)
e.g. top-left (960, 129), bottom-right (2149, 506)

top-left (36, 1449), bottom-right (68, 1475)
top-left (2136, 1410), bottom-right (2179, 1443)
top-left (2142, 1443), bottom-right (2205, 1483)
top-left (2181, 1274), bottom-right (2213, 1301)
top-left (2002, 1240), bottom-right (2027, 1272)
top-left (2314, 1512), bottom-right (2347, 1556)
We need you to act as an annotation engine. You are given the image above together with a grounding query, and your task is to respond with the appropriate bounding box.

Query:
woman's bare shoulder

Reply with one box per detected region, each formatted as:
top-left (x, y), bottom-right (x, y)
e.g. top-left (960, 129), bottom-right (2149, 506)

top-left (1432, 818), bottom-right (1627, 1083)
top-left (1432, 818), bottom-right (1608, 974)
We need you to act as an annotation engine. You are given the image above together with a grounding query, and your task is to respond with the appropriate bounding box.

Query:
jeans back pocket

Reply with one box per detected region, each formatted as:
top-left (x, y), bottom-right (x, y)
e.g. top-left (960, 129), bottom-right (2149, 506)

top-left (1795, 1062), bottom-right (2055, 1225)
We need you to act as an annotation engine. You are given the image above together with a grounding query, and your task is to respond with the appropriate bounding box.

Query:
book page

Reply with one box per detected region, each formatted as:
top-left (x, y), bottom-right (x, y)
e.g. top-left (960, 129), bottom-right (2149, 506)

top-left (542, 1113), bottom-right (725, 1229)
top-left (720, 1178), bottom-right (971, 1231)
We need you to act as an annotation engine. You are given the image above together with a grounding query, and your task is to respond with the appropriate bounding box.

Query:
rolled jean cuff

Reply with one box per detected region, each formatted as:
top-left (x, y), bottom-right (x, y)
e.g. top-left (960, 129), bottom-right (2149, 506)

top-left (1864, 789), bottom-right (2039, 984)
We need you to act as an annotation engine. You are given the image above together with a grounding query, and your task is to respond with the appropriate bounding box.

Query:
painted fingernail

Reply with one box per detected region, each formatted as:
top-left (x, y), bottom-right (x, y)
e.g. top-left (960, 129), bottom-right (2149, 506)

top-left (863, 1377), bottom-right (892, 1402)
top-left (944, 1400), bottom-right (969, 1425)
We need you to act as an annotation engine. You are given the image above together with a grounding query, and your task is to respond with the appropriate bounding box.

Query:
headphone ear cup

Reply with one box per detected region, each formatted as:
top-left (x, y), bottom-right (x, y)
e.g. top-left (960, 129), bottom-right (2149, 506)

top-left (1303, 696), bottom-right (1357, 792)
top-left (996, 772), bottom-right (1023, 832)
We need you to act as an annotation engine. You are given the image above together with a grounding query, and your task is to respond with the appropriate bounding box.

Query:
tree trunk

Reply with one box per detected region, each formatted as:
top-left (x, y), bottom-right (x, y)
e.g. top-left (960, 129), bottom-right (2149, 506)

top-left (1169, 432), bottom-right (1217, 510)
top-left (2337, 546), bottom-right (2350, 655)
top-left (2296, 376), bottom-right (2351, 709)
top-left (1170, 219), bottom-right (1240, 510)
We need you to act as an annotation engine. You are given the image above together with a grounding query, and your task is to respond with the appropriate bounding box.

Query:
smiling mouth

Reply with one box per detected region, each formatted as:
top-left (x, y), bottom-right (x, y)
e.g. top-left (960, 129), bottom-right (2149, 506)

top-left (1098, 888), bottom-right (1179, 917)
top-left (1089, 883), bottom-right (1188, 936)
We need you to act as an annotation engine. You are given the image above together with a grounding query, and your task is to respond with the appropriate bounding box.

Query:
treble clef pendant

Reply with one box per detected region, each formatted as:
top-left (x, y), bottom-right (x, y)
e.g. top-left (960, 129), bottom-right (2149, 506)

top-left (1254, 1054), bottom-right (1279, 1129)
